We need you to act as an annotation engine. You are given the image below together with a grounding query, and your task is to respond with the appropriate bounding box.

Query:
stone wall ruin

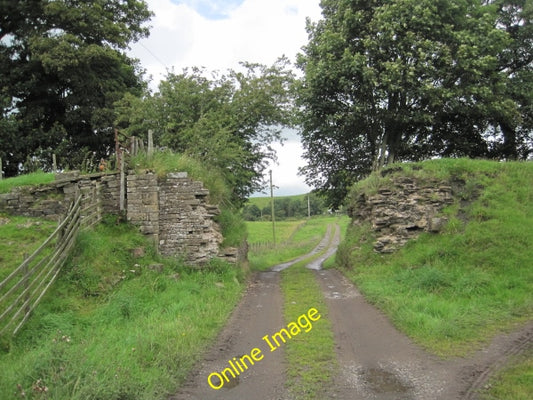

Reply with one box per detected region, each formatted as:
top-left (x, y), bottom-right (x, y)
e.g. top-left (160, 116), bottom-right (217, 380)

top-left (0, 171), bottom-right (236, 265)
top-left (348, 176), bottom-right (455, 253)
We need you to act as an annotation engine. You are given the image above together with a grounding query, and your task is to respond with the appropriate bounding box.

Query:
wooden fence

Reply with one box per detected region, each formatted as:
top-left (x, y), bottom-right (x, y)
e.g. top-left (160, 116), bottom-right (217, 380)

top-left (0, 184), bottom-right (102, 336)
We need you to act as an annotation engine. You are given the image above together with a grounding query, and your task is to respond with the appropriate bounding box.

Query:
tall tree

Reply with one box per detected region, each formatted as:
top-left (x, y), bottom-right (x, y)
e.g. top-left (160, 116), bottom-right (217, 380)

top-left (487, 0), bottom-right (533, 159)
top-left (115, 59), bottom-right (296, 204)
top-left (0, 0), bottom-right (152, 176)
top-left (297, 0), bottom-right (531, 208)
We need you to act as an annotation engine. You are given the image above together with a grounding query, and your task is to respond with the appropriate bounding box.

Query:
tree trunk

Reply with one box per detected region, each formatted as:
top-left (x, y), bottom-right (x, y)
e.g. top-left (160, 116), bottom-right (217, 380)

top-left (499, 121), bottom-right (518, 160)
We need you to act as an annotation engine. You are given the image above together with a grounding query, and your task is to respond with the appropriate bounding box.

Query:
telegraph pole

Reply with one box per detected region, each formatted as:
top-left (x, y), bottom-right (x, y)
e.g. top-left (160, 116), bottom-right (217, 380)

top-left (270, 170), bottom-right (276, 245)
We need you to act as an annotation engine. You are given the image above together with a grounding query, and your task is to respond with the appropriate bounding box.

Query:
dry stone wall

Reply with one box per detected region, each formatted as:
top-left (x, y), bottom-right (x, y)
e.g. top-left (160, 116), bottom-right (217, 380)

top-left (126, 171), bottom-right (224, 264)
top-left (1, 170), bottom-right (234, 266)
top-left (0, 172), bottom-right (120, 221)
top-left (348, 176), bottom-right (454, 253)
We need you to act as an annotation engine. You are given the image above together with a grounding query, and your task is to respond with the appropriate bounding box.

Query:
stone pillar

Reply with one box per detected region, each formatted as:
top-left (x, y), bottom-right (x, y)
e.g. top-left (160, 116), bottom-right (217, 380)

top-left (126, 172), bottom-right (160, 246)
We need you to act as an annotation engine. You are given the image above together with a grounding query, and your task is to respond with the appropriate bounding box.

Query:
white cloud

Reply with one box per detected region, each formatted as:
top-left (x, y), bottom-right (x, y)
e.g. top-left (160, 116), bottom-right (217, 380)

top-left (266, 139), bottom-right (312, 197)
top-left (128, 0), bottom-right (320, 196)
top-left (130, 0), bottom-right (322, 81)
top-left (171, 0), bottom-right (244, 19)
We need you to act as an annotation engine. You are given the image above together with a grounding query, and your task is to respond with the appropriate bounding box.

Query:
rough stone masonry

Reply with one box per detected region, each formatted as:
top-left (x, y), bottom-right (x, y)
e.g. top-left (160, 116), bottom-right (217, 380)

top-left (127, 171), bottom-right (224, 264)
top-left (348, 176), bottom-right (455, 253)
top-left (0, 170), bottom-right (239, 266)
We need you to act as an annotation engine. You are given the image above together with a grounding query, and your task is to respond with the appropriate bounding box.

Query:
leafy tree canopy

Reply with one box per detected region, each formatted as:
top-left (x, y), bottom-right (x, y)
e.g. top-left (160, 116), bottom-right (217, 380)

top-left (115, 58), bottom-right (296, 205)
top-left (0, 0), bottom-right (152, 176)
top-left (297, 0), bottom-right (532, 209)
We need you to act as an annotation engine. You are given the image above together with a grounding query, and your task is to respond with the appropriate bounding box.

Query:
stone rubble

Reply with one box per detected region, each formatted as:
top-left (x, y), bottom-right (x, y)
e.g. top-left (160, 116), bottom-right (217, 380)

top-left (349, 177), bottom-right (455, 253)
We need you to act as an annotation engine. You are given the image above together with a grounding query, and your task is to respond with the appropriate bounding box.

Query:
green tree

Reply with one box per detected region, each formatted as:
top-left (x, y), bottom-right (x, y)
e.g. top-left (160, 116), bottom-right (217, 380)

top-left (297, 0), bottom-right (531, 208)
top-left (487, 0), bottom-right (533, 159)
top-left (0, 0), bottom-right (152, 176)
top-left (116, 59), bottom-right (295, 204)
top-left (242, 204), bottom-right (262, 221)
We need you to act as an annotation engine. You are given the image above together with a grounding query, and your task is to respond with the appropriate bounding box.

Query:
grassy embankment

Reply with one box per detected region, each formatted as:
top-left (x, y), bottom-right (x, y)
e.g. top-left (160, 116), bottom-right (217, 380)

top-left (337, 158), bottom-right (532, 396)
top-left (0, 171), bottom-right (54, 194)
top-left (247, 215), bottom-right (350, 399)
top-left (0, 217), bottom-right (56, 280)
top-left (0, 152), bottom-right (248, 399)
top-left (0, 218), bottom-right (244, 399)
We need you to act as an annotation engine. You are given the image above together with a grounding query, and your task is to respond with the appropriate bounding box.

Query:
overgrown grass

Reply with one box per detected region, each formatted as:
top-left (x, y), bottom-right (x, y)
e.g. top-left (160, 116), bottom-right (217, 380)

top-left (0, 215), bottom-right (56, 280)
top-left (247, 217), bottom-right (339, 271)
top-left (339, 159), bottom-right (533, 357)
top-left (480, 351), bottom-right (533, 400)
top-left (130, 150), bottom-right (231, 206)
top-left (0, 217), bottom-right (244, 400)
top-left (0, 171), bottom-right (54, 194)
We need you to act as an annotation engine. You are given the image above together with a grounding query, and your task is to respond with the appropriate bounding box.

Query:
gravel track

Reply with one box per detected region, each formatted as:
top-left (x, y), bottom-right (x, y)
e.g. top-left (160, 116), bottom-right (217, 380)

top-left (171, 225), bottom-right (532, 399)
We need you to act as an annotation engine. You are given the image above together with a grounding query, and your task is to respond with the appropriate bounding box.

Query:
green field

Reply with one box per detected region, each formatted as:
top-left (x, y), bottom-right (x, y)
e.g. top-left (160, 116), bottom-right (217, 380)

top-left (246, 216), bottom-right (349, 271)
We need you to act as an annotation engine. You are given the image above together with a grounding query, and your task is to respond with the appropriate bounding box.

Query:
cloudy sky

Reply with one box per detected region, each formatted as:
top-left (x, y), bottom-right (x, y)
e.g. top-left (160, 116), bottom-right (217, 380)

top-left (128, 0), bottom-right (323, 196)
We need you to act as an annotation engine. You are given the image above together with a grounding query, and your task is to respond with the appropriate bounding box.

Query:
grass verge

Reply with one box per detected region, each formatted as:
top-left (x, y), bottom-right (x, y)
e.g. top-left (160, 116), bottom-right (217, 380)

top-left (0, 217), bottom-right (244, 400)
top-left (480, 351), bottom-right (533, 400)
top-left (280, 254), bottom-right (337, 399)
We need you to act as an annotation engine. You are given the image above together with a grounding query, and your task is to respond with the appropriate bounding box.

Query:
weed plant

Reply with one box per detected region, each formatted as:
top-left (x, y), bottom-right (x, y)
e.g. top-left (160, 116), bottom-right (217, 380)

top-left (339, 159), bottom-right (533, 357)
top-left (0, 217), bottom-right (244, 399)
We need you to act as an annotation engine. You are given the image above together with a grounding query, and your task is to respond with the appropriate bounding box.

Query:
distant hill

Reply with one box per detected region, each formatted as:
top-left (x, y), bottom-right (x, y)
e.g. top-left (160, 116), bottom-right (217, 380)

top-left (244, 193), bottom-right (327, 220)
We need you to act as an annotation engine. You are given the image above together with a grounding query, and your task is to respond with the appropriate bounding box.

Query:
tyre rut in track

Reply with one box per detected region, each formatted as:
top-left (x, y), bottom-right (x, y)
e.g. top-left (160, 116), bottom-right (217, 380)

top-left (311, 236), bottom-right (532, 400)
top-left (171, 224), bottom-right (337, 400)
top-left (172, 223), bottom-right (532, 399)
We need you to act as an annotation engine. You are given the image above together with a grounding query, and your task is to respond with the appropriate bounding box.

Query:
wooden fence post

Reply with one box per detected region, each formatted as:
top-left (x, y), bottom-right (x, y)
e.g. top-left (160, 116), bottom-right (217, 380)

top-left (148, 130), bottom-right (154, 159)
top-left (119, 150), bottom-right (125, 212)
top-left (131, 136), bottom-right (137, 156)
top-left (96, 181), bottom-right (102, 223)
top-left (52, 154), bottom-right (57, 172)
top-left (0, 157), bottom-right (3, 180)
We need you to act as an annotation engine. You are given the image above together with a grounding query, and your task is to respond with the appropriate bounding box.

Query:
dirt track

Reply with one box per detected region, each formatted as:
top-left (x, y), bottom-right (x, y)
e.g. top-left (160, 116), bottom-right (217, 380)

top-left (172, 225), bottom-right (532, 400)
